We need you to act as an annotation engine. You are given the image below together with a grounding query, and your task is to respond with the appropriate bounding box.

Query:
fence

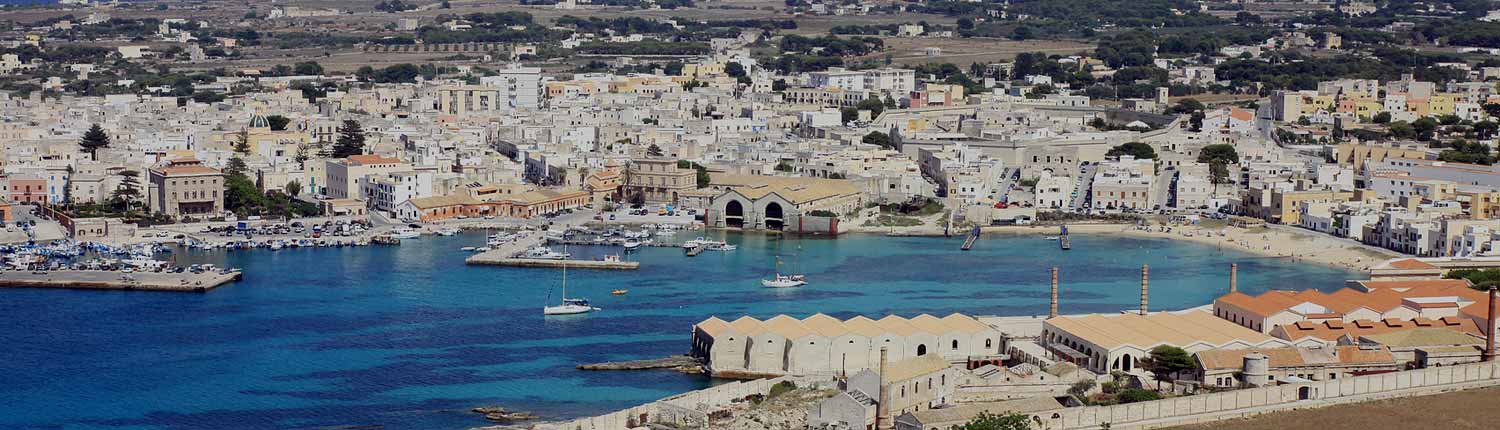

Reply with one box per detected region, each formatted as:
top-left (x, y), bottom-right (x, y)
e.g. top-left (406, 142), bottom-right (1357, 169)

top-left (1032, 361), bottom-right (1500, 430)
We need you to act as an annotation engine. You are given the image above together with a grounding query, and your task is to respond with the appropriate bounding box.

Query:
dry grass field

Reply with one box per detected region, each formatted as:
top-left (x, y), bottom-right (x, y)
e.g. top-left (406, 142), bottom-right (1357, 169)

top-left (1168, 386), bottom-right (1500, 430)
top-left (871, 36), bottom-right (1095, 67)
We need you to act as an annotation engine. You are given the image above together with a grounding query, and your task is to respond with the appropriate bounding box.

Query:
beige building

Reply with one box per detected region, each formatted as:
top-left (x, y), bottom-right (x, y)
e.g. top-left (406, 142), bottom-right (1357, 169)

top-left (147, 159), bottom-right (224, 217)
top-left (625, 158), bottom-right (696, 204)
top-left (1194, 345), bottom-right (1398, 388)
top-left (325, 155), bottom-right (408, 200)
top-left (691, 313), bottom-right (1002, 379)
top-left (705, 174), bottom-right (865, 230)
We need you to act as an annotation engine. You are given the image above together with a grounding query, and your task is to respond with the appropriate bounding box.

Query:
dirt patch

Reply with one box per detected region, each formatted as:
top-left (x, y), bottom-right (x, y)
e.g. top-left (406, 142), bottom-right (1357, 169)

top-left (1167, 386), bottom-right (1500, 430)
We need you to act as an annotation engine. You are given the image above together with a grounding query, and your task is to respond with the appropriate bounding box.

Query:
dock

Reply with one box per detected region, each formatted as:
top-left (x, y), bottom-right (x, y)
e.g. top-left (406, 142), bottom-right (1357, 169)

top-left (961, 226), bottom-right (981, 251)
top-left (465, 232), bottom-right (640, 269)
top-left (467, 257), bottom-right (640, 270)
top-left (1059, 225), bottom-right (1071, 250)
top-left (0, 269), bottom-right (243, 292)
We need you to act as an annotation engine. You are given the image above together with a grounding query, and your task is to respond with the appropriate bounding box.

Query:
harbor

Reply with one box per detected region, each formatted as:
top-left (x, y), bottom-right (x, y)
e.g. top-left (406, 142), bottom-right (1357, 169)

top-left (0, 269), bottom-right (241, 292)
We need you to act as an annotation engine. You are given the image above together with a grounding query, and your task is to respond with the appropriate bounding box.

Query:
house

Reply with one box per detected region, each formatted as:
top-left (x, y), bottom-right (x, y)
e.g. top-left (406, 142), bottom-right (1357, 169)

top-left (1194, 345), bottom-right (1398, 388)
top-left (809, 355), bottom-right (958, 430)
top-left (1354, 328), bottom-right (1486, 368)
top-left (624, 158), bottom-right (696, 204)
top-left (146, 159), bottom-right (224, 218)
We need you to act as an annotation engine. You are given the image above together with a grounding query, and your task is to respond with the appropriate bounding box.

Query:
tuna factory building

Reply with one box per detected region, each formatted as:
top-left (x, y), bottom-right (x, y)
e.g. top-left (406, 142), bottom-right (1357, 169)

top-left (690, 313), bottom-right (1004, 378)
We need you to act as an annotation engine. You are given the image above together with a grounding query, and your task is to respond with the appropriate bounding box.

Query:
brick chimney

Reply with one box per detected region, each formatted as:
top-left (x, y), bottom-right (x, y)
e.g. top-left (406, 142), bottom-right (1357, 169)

top-left (876, 347), bottom-right (889, 430)
top-left (1049, 267), bottom-right (1059, 319)
top-left (1230, 263), bottom-right (1238, 293)
top-left (1487, 288), bottom-right (1498, 362)
top-left (1140, 264), bottom-right (1149, 316)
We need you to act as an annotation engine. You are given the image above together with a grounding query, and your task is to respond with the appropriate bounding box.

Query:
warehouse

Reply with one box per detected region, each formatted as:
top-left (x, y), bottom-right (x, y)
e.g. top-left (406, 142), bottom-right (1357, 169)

top-left (691, 313), bottom-right (1002, 378)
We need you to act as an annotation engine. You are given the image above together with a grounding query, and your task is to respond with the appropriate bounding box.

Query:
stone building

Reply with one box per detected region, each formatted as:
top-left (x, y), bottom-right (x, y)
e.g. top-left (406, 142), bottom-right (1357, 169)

top-left (690, 313), bottom-right (1002, 378)
top-left (624, 158), bottom-right (696, 204)
top-left (704, 174), bottom-right (864, 230)
top-left (1194, 345), bottom-right (1398, 388)
top-left (147, 159), bottom-right (224, 217)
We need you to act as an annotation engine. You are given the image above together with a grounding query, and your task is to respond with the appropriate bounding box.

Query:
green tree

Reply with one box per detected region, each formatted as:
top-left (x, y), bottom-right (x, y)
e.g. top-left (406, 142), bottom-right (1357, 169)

top-left (111, 170), bottom-right (142, 215)
top-left (1167, 98), bottom-right (1205, 114)
top-left (1106, 142), bottom-right (1156, 160)
top-left (332, 120), bottom-right (366, 158)
top-left (862, 131), bottom-right (893, 148)
top-left (856, 97), bottom-right (886, 117)
top-left (293, 61), bottom-right (324, 75)
top-left (953, 412), bottom-right (1033, 430)
top-left (1117, 388), bottom-right (1162, 404)
top-left (1372, 111), bottom-right (1392, 124)
top-left (265, 115), bottom-right (291, 131)
top-left (1388, 121), bottom-right (1416, 139)
top-left (646, 144), bottom-right (664, 157)
top-left (79, 124), bottom-right (111, 161)
top-left (1198, 144), bottom-right (1239, 190)
top-left (286, 180), bottom-right (303, 197)
top-left (1142, 345), bottom-right (1194, 389)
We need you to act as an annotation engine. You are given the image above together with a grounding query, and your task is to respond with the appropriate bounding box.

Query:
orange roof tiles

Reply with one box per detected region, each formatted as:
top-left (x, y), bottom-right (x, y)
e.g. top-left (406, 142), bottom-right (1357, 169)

top-left (346, 154), bottom-right (402, 165)
top-left (1388, 259), bottom-right (1439, 270)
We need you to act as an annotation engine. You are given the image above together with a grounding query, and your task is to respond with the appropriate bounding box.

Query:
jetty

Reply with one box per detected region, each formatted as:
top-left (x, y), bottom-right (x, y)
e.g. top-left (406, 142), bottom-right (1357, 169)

top-left (577, 355), bottom-right (702, 372)
top-left (960, 226), bottom-right (981, 251)
top-left (466, 232), bottom-right (640, 270)
top-left (0, 269), bottom-right (242, 292)
top-left (1060, 225), bottom-right (1072, 250)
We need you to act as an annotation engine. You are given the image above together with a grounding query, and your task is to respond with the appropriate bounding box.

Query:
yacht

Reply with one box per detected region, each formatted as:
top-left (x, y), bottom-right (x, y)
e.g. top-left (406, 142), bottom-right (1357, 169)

top-left (435, 228), bottom-right (460, 236)
top-left (761, 274), bottom-right (808, 288)
top-left (524, 246), bottom-right (571, 260)
top-left (622, 240), bottom-right (642, 251)
top-left (390, 228), bottom-right (421, 239)
top-left (544, 246), bottom-right (599, 316)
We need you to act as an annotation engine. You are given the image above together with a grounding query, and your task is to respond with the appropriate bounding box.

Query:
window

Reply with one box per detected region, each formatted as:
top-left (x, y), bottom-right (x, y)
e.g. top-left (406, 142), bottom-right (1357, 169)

top-left (951, 340), bottom-right (958, 349)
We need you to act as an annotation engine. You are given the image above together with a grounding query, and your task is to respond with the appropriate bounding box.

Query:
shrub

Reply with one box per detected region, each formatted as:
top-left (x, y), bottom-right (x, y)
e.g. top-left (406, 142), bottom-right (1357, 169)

top-left (768, 381), bottom-right (797, 398)
top-left (1117, 388), bottom-right (1161, 404)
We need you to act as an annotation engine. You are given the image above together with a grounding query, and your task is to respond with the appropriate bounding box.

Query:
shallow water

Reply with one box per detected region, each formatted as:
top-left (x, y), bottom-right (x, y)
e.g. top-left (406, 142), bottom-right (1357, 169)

top-left (0, 231), bottom-right (1355, 430)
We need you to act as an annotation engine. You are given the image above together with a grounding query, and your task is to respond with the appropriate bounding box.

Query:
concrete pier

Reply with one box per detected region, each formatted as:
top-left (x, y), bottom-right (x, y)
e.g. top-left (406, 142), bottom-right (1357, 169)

top-left (0, 269), bottom-right (242, 292)
top-left (468, 257), bottom-right (640, 270)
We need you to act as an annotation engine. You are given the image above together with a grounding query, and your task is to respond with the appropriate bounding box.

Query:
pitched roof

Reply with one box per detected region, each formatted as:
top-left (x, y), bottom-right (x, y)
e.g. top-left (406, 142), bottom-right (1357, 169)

top-left (882, 354), bottom-right (949, 383)
top-left (1046, 310), bottom-right (1283, 351)
top-left (695, 316), bottom-right (730, 337)
top-left (1387, 258), bottom-right (1439, 270)
top-left (1276, 318), bottom-right (1483, 341)
top-left (1195, 345), bottom-right (1394, 370)
top-left (694, 313), bottom-right (994, 340)
top-left (1359, 327), bottom-right (1485, 348)
top-left (346, 154), bottom-right (402, 165)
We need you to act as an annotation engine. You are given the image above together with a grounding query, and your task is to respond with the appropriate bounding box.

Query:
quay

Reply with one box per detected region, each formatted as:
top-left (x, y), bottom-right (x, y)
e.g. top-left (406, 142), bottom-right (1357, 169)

top-left (0, 269), bottom-right (242, 293)
top-left (468, 256), bottom-right (640, 270)
top-left (465, 232), bottom-right (640, 270)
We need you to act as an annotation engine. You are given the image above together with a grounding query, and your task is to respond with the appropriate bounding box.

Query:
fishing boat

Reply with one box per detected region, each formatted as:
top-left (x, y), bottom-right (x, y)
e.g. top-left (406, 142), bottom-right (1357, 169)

top-left (390, 228), bottom-right (421, 239)
top-left (622, 240), bottom-right (642, 251)
top-left (435, 228), bottom-right (460, 236)
top-left (611, 289), bottom-right (629, 295)
top-left (544, 246), bottom-right (599, 316)
top-left (524, 246), bottom-right (570, 260)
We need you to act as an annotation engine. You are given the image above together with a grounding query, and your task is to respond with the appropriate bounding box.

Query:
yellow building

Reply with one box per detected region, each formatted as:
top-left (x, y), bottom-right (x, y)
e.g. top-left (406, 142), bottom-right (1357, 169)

top-left (681, 62), bottom-right (725, 79)
top-left (1334, 142), bottom-right (1429, 172)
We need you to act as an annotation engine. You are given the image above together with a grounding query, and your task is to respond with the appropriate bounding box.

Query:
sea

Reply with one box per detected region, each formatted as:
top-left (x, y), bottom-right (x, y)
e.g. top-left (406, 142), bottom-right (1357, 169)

top-left (0, 231), bottom-right (1356, 430)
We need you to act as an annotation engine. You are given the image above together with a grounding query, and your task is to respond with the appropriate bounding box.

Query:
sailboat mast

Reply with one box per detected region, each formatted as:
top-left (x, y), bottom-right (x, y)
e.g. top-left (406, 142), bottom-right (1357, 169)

top-left (561, 244), bottom-right (568, 299)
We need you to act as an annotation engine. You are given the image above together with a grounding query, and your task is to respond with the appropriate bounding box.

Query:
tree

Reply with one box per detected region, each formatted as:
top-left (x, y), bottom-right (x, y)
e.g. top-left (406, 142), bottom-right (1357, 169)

top-left (1198, 144), bottom-right (1239, 190)
top-left (772, 79), bottom-right (788, 91)
top-left (1141, 345), bottom-right (1194, 390)
top-left (724, 62), bottom-right (747, 78)
top-left (862, 131), bottom-right (893, 148)
top-left (1167, 98), bottom-right (1204, 114)
top-left (112, 170), bottom-right (142, 215)
top-left (1372, 111), bottom-right (1392, 124)
top-left (1475, 120), bottom-right (1499, 139)
top-left (953, 412), bottom-right (1033, 430)
top-left (292, 61), bottom-right (324, 76)
top-left (79, 124), bottom-right (111, 161)
top-left (265, 115), bottom-right (291, 131)
top-left (1106, 142), bottom-right (1156, 160)
top-left (856, 97), bottom-right (885, 117)
top-left (1117, 388), bottom-right (1162, 404)
top-left (286, 180), bottom-right (303, 197)
top-left (332, 120), bottom-right (366, 158)
top-left (646, 144), bottom-right (664, 157)
top-left (1387, 121), bottom-right (1416, 139)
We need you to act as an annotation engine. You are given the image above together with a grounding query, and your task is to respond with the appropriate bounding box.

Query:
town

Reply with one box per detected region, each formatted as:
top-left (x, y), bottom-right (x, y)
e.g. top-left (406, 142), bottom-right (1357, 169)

top-left (5, 0), bottom-right (1500, 429)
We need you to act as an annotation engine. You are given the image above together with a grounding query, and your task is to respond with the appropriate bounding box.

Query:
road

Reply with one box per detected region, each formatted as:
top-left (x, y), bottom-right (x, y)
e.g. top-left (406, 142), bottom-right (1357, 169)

top-left (1068, 163), bottom-right (1098, 210)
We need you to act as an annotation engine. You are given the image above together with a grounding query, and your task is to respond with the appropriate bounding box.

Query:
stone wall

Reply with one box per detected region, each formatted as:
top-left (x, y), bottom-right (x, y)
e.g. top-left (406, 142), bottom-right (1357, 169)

top-left (551, 375), bottom-right (827, 430)
top-left (1031, 361), bottom-right (1500, 430)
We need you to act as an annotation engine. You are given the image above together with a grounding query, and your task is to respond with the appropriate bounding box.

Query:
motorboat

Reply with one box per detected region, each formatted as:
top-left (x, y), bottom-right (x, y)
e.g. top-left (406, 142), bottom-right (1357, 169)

top-left (524, 246), bottom-right (571, 260)
top-left (761, 274), bottom-right (807, 288)
top-left (390, 228), bottom-right (421, 239)
top-left (460, 246), bottom-right (477, 251)
top-left (622, 240), bottom-right (642, 251)
top-left (611, 289), bottom-right (629, 295)
top-left (435, 228), bottom-right (460, 236)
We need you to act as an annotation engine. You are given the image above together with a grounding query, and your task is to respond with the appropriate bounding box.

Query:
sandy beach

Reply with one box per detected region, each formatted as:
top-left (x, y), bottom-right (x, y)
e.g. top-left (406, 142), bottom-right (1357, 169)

top-left (850, 220), bottom-right (1402, 273)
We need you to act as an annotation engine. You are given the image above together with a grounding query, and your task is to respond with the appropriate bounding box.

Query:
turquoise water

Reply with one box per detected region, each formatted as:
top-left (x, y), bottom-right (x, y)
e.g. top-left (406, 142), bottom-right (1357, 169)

top-left (0, 232), bottom-right (1355, 430)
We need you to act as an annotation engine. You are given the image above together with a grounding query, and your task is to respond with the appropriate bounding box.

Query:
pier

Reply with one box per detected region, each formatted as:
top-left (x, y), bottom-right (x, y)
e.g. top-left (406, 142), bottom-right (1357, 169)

top-left (465, 232), bottom-right (640, 270)
top-left (961, 226), bottom-right (981, 251)
top-left (0, 269), bottom-right (242, 292)
top-left (1060, 225), bottom-right (1072, 250)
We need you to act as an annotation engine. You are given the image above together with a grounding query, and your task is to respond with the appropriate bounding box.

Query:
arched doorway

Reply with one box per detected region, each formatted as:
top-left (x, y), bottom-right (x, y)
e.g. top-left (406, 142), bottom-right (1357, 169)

top-left (725, 200), bottom-right (745, 228)
top-left (1298, 386), bottom-right (1311, 400)
top-left (764, 202), bottom-right (785, 230)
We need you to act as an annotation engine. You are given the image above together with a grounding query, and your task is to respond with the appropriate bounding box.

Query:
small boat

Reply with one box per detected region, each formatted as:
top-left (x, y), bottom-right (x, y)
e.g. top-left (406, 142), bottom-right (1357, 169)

top-left (390, 228), bottom-right (420, 239)
top-left (761, 274), bottom-right (807, 288)
top-left (435, 228), bottom-right (460, 236)
top-left (476, 246), bottom-right (492, 252)
top-left (544, 246), bottom-right (598, 316)
top-left (460, 246), bottom-right (477, 251)
top-left (1042, 236), bottom-right (1060, 241)
top-left (623, 240), bottom-right (642, 251)
top-left (611, 289), bottom-right (629, 295)
top-left (524, 246), bottom-right (570, 260)
top-left (601, 254), bottom-right (623, 262)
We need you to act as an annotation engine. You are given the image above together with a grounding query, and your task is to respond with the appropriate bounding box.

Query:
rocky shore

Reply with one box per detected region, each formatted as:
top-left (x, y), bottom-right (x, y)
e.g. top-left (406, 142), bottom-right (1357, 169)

top-left (577, 355), bottom-right (703, 374)
top-left (471, 406), bottom-right (538, 424)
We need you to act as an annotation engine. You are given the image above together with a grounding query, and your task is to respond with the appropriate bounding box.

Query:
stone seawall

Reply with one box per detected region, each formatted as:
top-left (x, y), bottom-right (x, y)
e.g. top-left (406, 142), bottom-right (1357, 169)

top-left (1026, 361), bottom-right (1500, 430)
top-left (548, 375), bottom-right (825, 430)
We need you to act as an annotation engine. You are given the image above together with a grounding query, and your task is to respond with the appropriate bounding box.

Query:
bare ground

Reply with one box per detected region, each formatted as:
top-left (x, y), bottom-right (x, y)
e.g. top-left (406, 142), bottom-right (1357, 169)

top-left (1168, 386), bottom-right (1500, 430)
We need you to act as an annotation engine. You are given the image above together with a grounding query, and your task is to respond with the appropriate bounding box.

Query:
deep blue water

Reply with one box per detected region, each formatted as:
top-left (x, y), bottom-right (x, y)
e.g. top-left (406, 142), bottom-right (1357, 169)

top-left (0, 232), bottom-right (1355, 430)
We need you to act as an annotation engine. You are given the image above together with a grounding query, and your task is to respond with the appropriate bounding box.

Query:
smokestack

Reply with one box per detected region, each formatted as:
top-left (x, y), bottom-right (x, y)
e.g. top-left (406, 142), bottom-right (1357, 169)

top-left (876, 347), bottom-right (890, 430)
top-left (1487, 288), bottom-right (1498, 362)
top-left (1140, 264), bottom-right (1149, 316)
top-left (1230, 263), bottom-right (1238, 294)
top-left (1049, 267), bottom-right (1059, 319)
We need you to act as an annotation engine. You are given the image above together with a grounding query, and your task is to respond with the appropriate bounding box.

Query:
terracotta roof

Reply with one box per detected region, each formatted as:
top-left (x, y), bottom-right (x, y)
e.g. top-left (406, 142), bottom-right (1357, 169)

top-left (346, 154), bottom-right (401, 165)
top-left (1388, 259), bottom-right (1439, 270)
top-left (1273, 318), bottom-right (1483, 341)
top-left (1360, 328), bottom-right (1485, 348)
top-left (1196, 345), bottom-right (1396, 371)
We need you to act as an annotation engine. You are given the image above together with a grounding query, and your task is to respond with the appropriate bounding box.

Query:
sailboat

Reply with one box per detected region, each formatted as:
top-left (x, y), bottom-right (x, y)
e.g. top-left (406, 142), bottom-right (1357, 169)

top-left (544, 246), bottom-right (599, 316)
top-left (761, 239), bottom-right (807, 288)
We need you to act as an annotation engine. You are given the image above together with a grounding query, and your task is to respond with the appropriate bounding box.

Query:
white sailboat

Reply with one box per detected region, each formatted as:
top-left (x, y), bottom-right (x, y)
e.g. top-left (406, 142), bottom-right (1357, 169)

top-left (544, 246), bottom-right (599, 316)
top-left (761, 241), bottom-right (807, 288)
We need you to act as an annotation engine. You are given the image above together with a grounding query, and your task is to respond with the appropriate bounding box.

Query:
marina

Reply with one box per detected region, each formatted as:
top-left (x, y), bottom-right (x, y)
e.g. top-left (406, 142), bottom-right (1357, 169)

top-left (0, 231), bottom-right (1358, 430)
